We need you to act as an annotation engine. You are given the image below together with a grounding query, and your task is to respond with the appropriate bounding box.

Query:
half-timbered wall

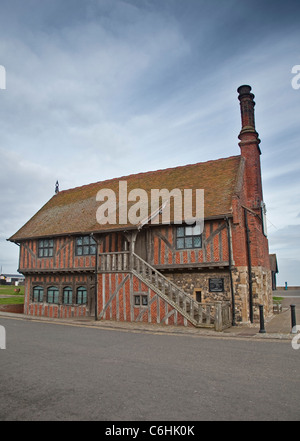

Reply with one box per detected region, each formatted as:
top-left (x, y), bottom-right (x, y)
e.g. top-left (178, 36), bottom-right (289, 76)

top-left (98, 272), bottom-right (193, 327)
top-left (24, 273), bottom-right (94, 318)
top-left (150, 220), bottom-right (229, 267)
top-left (18, 220), bottom-right (229, 274)
top-left (19, 237), bottom-right (96, 272)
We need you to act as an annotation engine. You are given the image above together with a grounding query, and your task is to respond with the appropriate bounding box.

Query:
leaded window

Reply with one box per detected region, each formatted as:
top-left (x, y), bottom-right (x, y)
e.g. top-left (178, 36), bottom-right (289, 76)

top-left (75, 236), bottom-right (96, 256)
top-left (76, 286), bottom-right (87, 304)
top-left (47, 286), bottom-right (59, 303)
top-left (63, 286), bottom-right (73, 304)
top-left (134, 294), bottom-right (148, 306)
top-left (33, 286), bottom-right (44, 302)
top-left (38, 239), bottom-right (54, 257)
top-left (176, 225), bottom-right (202, 249)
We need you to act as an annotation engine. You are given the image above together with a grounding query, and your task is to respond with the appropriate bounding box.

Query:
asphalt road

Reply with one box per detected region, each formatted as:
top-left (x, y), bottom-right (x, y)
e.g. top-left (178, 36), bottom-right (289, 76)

top-left (278, 289), bottom-right (300, 298)
top-left (0, 317), bottom-right (299, 421)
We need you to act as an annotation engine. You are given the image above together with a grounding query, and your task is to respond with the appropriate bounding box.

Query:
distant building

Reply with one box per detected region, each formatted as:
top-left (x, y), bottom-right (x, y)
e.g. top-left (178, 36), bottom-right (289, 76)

top-left (8, 85), bottom-right (274, 328)
top-left (0, 273), bottom-right (25, 285)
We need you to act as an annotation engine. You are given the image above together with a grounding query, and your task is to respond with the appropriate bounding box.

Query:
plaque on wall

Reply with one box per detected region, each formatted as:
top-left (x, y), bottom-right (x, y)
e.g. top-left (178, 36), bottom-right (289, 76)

top-left (209, 278), bottom-right (224, 292)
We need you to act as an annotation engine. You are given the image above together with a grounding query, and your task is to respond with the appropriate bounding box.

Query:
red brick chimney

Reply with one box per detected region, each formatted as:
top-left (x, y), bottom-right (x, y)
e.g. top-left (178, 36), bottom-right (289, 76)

top-left (237, 85), bottom-right (263, 209)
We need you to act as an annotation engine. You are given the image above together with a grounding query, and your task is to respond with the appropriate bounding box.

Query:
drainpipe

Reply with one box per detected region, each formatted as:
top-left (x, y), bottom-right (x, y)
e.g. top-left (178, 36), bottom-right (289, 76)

top-left (90, 233), bottom-right (99, 321)
top-left (225, 217), bottom-right (236, 326)
top-left (244, 209), bottom-right (254, 323)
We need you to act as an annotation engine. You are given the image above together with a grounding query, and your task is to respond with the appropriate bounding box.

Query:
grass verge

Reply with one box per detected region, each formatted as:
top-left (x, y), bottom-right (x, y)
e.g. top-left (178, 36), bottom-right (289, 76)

top-left (0, 285), bottom-right (24, 304)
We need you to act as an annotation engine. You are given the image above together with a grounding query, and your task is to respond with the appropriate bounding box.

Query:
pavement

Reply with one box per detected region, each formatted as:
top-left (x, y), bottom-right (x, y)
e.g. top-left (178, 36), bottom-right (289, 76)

top-left (0, 290), bottom-right (299, 341)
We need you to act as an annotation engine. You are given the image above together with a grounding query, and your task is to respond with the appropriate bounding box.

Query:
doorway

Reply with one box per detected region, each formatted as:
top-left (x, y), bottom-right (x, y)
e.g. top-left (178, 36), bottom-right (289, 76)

top-left (134, 230), bottom-right (148, 262)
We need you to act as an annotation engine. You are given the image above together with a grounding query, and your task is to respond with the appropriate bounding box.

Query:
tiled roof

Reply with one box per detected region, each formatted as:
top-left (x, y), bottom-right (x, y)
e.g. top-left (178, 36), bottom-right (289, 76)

top-left (9, 155), bottom-right (242, 241)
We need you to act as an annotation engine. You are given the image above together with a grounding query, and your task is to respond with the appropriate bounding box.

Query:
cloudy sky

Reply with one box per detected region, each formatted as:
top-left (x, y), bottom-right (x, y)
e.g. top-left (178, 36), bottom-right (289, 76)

top-left (0, 0), bottom-right (299, 285)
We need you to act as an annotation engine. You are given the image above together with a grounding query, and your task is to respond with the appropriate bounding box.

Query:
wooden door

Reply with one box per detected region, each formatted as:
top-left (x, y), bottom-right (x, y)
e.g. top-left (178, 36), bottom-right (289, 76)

top-left (134, 230), bottom-right (148, 262)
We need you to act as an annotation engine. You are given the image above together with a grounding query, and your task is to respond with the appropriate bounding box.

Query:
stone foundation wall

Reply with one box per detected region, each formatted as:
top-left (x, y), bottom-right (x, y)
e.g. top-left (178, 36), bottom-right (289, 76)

top-left (164, 266), bottom-right (273, 324)
top-left (165, 271), bottom-right (231, 303)
top-left (232, 266), bottom-right (273, 323)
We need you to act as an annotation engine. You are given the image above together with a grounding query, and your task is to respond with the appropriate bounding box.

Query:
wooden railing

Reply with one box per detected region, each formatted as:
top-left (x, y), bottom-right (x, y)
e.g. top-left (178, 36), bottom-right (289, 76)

top-left (98, 251), bottom-right (231, 330)
top-left (131, 252), bottom-right (215, 327)
top-left (99, 251), bottom-right (130, 272)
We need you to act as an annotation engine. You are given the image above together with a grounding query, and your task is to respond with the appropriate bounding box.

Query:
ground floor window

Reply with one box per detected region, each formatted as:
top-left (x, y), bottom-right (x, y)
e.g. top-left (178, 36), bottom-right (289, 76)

top-left (47, 286), bottom-right (59, 303)
top-left (31, 284), bottom-right (88, 305)
top-left (33, 286), bottom-right (44, 302)
top-left (77, 286), bottom-right (87, 304)
top-left (134, 294), bottom-right (148, 306)
top-left (63, 286), bottom-right (73, 304)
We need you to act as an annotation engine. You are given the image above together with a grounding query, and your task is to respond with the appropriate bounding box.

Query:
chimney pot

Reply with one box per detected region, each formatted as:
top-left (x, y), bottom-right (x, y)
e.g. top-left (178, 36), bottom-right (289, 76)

top-left (237, 84), bottom-right (256, 133)
top-left (237, 84), bottom-right (253, 96)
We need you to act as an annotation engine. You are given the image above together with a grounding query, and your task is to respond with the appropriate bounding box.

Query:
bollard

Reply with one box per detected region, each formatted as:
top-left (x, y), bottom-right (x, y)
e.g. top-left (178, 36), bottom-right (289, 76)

top-left (259, 304), bottom-right (266, 334)
top-left (290, 305), bottom-right (297, 334)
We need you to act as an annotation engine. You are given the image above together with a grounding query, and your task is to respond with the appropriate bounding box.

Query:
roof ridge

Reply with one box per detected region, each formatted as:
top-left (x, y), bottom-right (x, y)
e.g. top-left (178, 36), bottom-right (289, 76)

top-left (59, 154), bottom-right (241, 195)
top-left (8, 154), bottom-right (242, 241)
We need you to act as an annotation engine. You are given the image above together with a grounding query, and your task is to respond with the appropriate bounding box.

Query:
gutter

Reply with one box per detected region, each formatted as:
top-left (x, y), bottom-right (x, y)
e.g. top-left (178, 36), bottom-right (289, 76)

top-left (90, 233), bottom-right (101, 321)
top-left (225, 217), bottom-right (236, 326)
top-left (244, 208), bottom-right (254, 323)
top-left (7, 215), bottom-right (234, 243)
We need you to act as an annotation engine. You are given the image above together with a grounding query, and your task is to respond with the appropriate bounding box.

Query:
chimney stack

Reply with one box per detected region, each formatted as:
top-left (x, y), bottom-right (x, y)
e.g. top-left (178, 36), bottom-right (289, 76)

top-left (237, 85), bottom-right (256, 132)
top-left (237, 85), bottom-right (263, 208)
top-left (237, 85), bottom-right (261, 154)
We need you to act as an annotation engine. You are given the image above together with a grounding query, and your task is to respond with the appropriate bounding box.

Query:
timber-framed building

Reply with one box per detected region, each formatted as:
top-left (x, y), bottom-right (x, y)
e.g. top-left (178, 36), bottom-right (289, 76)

top-left (8, 86), bottom-right (273, 330)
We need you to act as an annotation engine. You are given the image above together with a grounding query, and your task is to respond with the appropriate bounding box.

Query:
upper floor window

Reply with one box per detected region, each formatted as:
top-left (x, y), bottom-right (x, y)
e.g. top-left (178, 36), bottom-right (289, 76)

top-left (176, 225), bottom-right (202, 249)
top-left (38, 239), bottom-right (54, 257)
top-left (33, 286), bottom-right (44, 302)
top-left (75, 236), bottom-right (96, 256)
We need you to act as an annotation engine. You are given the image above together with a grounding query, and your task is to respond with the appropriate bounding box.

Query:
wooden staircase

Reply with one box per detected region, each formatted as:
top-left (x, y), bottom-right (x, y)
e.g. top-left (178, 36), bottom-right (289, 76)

top-left (99, 251), bottom-right (231, 330)
top-left (131, 252), bottom-right (215, 328)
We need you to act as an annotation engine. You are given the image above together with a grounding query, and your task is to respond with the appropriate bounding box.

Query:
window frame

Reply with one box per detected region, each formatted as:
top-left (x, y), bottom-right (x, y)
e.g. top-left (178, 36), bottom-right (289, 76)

top-left (76, 286), bottom-right (87, 305)
top-left (195, 290), bottom-right (202, 303)
top-left (38, 239), bottom-right (54, 258)
top-left (75, 235), bottom-right (97, 256)
top-left (33, 286), bottom-right (44, 302)
top-left (134, 294), bottom-right (148, 307)
top-left (63, 286), bottom-right (73, 305)
top-left (47, 286), bottom-right (59, 304)
top-left (176, 225), bottom-right (202, 250)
